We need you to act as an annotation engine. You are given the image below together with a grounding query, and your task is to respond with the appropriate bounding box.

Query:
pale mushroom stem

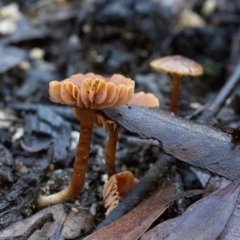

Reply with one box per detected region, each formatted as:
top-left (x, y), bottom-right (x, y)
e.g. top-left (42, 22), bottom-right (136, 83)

top-left (106, 128), bottom-right (118, 177)
top-left (37, 108), bottom-right (96, 207)
top-left (171, 73), bottom-right (180, 114)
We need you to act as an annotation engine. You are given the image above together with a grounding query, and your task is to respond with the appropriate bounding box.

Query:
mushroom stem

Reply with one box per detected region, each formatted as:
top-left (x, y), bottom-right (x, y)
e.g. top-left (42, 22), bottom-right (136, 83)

top-left (37, 108), bottom-right (96, 207)
top-left (171, 73), bottom-right (180, 114)
top-left (106, 128), bottom-right (119, 177)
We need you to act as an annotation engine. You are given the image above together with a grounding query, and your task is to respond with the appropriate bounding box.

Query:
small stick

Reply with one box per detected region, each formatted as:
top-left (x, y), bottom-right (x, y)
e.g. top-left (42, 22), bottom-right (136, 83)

top-left (196, 60), bottom-right (240, 124)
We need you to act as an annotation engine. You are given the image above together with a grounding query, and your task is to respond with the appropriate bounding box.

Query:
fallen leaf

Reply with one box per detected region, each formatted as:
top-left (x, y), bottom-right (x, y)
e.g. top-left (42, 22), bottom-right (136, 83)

top-left (140, 181), bottom-right (240, 240)
top-left (218, 195), bottom-right (240, 240)
top-left (104, 105), bottom-right (240, 180)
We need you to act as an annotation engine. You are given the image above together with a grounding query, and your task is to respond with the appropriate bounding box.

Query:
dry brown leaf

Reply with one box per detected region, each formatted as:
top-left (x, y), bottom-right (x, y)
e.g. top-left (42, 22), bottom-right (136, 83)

top-left (140, 181), bottom-right (240, 240)
top-left (218, 195), bottom-right (240, 240)
top-left (85, 181), bottom-right (175, 240)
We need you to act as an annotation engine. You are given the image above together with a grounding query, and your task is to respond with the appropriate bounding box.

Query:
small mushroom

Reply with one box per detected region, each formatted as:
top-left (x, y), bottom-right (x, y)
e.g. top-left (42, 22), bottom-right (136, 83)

top-left (37, 72), bottom-right (135, 207)
top-left (102, 171), bottom-right (139, 216)
top-left (94, 91), bottom-right (159, 177)
top-left (150, 55), bottom-right (203, 114)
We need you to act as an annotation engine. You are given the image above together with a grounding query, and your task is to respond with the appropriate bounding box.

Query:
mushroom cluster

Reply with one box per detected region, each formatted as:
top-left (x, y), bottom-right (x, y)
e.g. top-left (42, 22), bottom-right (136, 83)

top-left (37, 73), bottom-right (135, 207)
top-left (37, 72), bottom-right (160, 207)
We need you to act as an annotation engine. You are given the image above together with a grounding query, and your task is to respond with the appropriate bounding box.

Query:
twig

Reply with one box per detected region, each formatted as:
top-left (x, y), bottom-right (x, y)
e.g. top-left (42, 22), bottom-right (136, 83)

top-left (196, 59), bottom-right (240, 124)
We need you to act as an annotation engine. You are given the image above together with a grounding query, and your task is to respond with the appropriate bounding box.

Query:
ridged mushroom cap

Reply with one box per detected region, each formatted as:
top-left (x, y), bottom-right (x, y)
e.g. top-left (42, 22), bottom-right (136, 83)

top-left (94, 91), bottom-right (160, 132)
top-left (150, 55), bottom-right (203, 76)
top-left (49, 72), bottom-right (135, 109)
top-left (102, 171), bottom-right (138, 216)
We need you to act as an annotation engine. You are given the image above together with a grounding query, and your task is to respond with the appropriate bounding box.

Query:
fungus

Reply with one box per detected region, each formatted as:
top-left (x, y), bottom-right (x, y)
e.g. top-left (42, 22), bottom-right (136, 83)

top-left (37, 72), bottom-right (135, 207)
top-left (94, 91), bottom-right (159, 177)
top-left (150, 55), bottom-right (203, 114)
top-left (102, 171), bottom-right (139, 216)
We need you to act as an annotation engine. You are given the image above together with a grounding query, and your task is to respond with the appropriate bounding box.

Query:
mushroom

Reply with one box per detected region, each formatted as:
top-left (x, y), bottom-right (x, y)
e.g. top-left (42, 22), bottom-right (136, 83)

top-left (37, 72), bottom-right (135, 207)
top-left (150, 55), bottom-right (203, 114)
top-left (94, 91), bottom-right (159, 177)
top-left (102, 171), bottom-right (139, 216)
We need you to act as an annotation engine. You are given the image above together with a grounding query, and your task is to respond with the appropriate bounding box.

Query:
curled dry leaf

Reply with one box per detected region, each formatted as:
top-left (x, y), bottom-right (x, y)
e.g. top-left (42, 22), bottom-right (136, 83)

top-left (49, 72), bottom-right (135, 109)
top-left (103, 171), bottom-right (139, 216)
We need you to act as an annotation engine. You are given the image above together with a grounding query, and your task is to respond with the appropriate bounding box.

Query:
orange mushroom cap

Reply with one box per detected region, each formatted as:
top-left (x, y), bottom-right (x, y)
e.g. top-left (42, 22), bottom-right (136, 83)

top-left (49, 72), bottom-right (135, 109)
top-left (150, 55), bottom-right (203, 76)
top-left (93, 91), bottom-right (160, 132)
top-left (102, 171), bottom-right (139, 216)
top-left (128, 91), bottom-right (159, 107)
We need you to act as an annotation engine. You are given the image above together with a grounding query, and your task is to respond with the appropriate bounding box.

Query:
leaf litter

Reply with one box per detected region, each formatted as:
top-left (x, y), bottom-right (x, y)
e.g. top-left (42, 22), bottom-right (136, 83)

top-left (1, 0), bottom-right (240, 238)
top-left (85, 181), bottom-right (203, 240)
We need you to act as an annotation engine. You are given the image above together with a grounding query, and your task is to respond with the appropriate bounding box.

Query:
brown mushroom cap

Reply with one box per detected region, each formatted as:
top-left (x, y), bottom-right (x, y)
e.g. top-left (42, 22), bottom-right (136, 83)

top-left (49, 72), bottom-right (135, 109)
top-left (93, 91), bottom-right (159, 132)
top-left (150, 55), bottom-right (203, 76)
